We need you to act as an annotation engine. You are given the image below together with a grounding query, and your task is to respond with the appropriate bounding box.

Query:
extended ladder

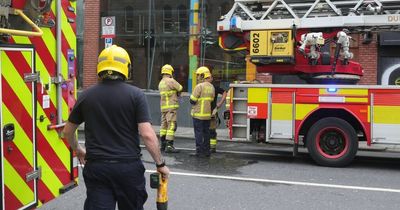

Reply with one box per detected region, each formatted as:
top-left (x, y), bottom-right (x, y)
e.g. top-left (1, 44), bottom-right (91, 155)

top-left (218, 0), bottom-right (400, 31)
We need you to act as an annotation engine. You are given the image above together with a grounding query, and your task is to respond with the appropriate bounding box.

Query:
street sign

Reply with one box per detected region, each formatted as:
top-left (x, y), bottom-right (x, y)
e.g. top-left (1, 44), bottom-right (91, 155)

top-left (101, 16), bottom-right (116, 38)
top-left (105, 38), bottom-right (113, 48)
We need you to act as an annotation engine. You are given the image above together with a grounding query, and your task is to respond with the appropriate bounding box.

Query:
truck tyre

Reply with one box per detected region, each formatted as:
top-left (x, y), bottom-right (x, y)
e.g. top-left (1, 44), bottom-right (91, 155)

top-left (306, 117), bottom-right (358, 167)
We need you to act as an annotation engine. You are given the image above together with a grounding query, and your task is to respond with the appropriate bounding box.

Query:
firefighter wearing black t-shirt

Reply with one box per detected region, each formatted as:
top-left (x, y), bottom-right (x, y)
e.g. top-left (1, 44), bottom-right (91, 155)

top-left (210, 83), bottom-right (227, 153)
top-left (63, 45), bottom-right (169, 210)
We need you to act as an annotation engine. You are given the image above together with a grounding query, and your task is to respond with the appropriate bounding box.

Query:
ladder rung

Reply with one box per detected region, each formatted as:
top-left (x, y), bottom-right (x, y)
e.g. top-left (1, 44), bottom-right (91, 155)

top-left (232, 137), bottom-right (249, 141)
top-left (233, 111), bottom-right (247, 114)
top-left (232, 124), bottom-right (247, 127)
top-left (233, 98), bottom-right (247, 101)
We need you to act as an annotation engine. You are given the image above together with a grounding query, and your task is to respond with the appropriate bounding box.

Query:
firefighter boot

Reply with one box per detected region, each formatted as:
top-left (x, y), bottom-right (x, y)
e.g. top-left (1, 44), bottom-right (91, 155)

top-left (165, 140), bottom-right (179, 153)
top-left (160, 136), bottom-right (167, 152)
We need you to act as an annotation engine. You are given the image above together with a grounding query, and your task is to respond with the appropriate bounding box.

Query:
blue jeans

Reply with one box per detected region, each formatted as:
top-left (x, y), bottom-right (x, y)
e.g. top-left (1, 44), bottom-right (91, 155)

top-left (83, 160), bottom-right (148, 210)
top-left (193, 118), bottom-right (211, 155)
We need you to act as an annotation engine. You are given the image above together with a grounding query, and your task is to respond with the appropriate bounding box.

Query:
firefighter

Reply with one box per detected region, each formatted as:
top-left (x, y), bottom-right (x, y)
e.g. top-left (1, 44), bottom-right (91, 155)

top-left (158, 64), bottom-right (183, 153)
top-left (224, 88), bottom-right (232, 127)
top-left (210, 82), bottom-right (227, 153)
top-left (190, 66), bottom-right (215, 157)
top-left (195, 67), bottom-right (227, 153)
top-left (63, 45), bottom-right (169, 210)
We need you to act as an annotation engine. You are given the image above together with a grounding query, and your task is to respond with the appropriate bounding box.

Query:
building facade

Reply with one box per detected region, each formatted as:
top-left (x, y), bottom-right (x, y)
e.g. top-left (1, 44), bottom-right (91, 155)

top-left (81, 0), bottom-right (400, 90)
top-left (83, 0), bottom-right (241, 91)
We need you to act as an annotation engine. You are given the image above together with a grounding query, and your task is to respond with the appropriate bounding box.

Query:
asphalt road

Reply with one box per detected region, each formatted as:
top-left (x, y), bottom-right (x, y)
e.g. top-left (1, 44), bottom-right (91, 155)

top-left (38, 137), bottom-right (400, 210)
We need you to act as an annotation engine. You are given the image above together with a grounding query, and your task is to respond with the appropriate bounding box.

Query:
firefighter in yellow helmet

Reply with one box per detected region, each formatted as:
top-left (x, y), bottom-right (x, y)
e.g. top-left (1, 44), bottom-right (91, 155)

top-left (195, 66), bottom-right (227, 153)
top-left (190, 66), bottom-right (215, 157)
top-left (195, 66), bottom-right (210, 83)
top-left (158, 64), bottom-right (183, 153)
top-left (63, 45), bottom-right (169, 209)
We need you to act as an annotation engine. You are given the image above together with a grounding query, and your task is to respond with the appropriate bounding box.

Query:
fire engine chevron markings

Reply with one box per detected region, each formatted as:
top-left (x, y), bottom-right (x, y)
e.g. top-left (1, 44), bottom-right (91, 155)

top-left (146, 170), bottom-right (400, 193)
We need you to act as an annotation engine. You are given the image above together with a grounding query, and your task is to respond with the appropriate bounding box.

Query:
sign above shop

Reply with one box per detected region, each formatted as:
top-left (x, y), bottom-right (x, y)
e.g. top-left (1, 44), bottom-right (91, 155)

top-left (101, 16), bottom-right (116, 38)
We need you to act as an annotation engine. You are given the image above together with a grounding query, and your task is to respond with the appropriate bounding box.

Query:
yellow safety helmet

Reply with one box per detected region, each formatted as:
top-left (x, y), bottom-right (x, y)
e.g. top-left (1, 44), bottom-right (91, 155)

top-left (97, 45), bottom-right (131, 80)
top-left (196, 66), bottom-right (212, 79)
top-left (161, 64), bottom-right (174, 76)
top-left (203, 71), bottom-right (212, 79)
top-left (195, 66), bottom-right (210, 75)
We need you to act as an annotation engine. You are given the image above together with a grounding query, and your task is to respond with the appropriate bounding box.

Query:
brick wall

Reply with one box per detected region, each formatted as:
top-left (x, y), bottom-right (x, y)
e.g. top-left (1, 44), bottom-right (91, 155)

top-left (83, 0), bottom-right (100, 88)
top-left (357, 33), bottom-right (378, 85)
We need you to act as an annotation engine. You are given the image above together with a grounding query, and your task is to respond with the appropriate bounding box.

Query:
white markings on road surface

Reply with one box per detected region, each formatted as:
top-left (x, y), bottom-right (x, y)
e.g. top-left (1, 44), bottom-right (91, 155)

top-left (77, 145), bottom-right (400, 193)
top-left (146, 170), bottom-right (400, 193)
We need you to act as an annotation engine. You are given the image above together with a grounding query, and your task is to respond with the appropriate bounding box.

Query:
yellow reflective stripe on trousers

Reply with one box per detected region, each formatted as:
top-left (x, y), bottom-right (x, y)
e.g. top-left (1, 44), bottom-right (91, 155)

top-left (161, 104), bottom-right (179, 110)
top-left (167, 122), bottom-right (175, 135)
top-left (160, 129), bottom-right (167, 136)
top-left (210, 139), bottom-right (217, 145)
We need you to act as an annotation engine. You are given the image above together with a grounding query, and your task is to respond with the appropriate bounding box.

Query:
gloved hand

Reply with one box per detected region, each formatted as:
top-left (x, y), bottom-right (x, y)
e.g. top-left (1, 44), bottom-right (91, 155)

top-left (212, 108), bottom-right (218, 117)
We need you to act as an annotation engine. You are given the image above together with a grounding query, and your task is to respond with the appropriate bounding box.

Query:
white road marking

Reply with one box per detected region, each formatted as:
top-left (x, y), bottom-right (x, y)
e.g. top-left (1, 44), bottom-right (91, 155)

top-left (146, 170), bottom-right (400, 193)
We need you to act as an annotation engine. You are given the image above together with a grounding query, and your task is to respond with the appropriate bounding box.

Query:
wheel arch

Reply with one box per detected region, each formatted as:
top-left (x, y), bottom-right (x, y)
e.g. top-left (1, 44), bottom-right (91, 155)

top-left (298, 108), bottom-right (366, 145)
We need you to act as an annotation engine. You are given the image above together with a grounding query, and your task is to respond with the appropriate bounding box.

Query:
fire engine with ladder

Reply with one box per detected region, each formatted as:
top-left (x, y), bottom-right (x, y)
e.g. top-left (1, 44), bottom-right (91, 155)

top-left (0, 0), bottom-right (78, 209)
top-left (218, 0), bottom-right (400, 166)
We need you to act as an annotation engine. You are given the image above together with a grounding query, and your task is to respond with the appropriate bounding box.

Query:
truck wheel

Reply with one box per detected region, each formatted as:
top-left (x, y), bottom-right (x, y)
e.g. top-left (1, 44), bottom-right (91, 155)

top-left (306, 117), bottom-right (358, 167)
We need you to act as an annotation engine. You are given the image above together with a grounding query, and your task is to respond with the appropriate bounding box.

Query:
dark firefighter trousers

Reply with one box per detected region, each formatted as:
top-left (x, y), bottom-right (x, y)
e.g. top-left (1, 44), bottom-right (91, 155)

top-left (193, 118), bottom-right (211, 155)
top-left (83, 159), bottom-right (148, 210)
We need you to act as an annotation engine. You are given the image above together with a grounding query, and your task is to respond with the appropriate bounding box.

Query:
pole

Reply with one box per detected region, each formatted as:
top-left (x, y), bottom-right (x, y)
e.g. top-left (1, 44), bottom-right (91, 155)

top-left (56, 0), bottom-right (63, 125)
top-left (188, 0), bottom-right (200, 92)
top-left (147, 0), bottom-right (152, 89)
top-left (149, 0), bottom-right (157, 90)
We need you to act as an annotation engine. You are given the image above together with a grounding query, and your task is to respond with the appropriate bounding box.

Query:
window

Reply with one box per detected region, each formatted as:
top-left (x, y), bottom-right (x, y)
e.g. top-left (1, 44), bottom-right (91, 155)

top-left (178, 5), bottom-right (188, 33)
top-left (163, 5), bottom-right (173, 33)
top-left (125, 6), bottom-right (134, 32)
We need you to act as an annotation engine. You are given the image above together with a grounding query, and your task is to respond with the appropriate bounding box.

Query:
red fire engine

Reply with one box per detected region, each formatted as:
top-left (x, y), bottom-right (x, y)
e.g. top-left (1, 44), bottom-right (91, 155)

top-left (218, 0), bottom-right (400, 166)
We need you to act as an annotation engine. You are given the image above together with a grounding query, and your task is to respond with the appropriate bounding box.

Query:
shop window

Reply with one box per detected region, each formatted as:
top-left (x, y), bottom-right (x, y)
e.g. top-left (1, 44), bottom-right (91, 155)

top-left (178, 5), bottom-right (188, 33)
top-left (163, 5), bottom-right (173, 33)
top-left (125, 6), bottom-right (134, 32)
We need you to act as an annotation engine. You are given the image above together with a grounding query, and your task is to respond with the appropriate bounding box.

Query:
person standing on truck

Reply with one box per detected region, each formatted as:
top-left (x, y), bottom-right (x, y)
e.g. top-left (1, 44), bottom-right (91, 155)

top-left (158, 64), bottom-right (183, 153)
top-left (190, 66), bottom-right (215, 157)
top-left (62, 45), bottom-right (169, 210)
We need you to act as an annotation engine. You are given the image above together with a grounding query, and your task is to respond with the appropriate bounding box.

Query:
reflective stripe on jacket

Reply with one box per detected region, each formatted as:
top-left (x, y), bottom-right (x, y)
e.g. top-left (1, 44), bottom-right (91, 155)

top-left (158, 77), bottom-right (183, 111)
top-left (225, 88), bottom-right (232, 109)
top-left (190, 81), bottom-right (215, 120)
